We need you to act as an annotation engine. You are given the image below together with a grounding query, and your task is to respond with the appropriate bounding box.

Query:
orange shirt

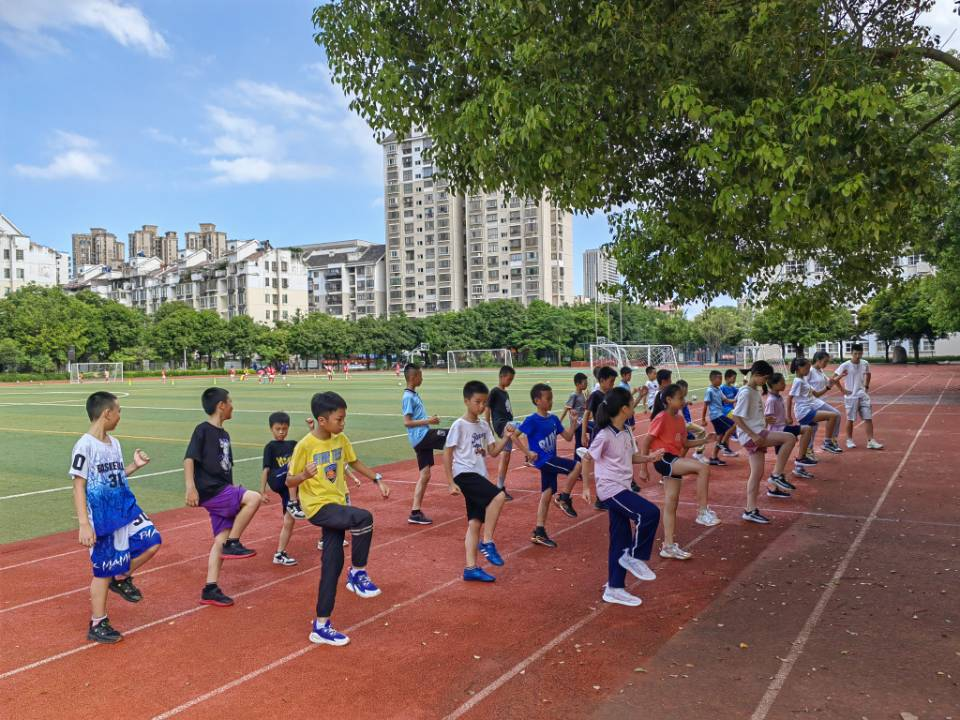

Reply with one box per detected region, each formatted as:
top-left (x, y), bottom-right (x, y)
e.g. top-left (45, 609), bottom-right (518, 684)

top-left (648, 410), bottom-right (686, 456)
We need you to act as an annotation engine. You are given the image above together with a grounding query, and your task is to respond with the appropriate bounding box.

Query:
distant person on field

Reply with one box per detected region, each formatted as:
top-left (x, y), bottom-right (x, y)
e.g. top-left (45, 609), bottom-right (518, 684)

top-left (832, 344), bottom-right (883, 450)
top-left (805, 350), bottom-right (843, 456)
top-left (184, 387), bottom-right (263, 608)
top-left (401, 363), bottom-right (447, 526)
top-left (582, 366), bottom-right (619, 450)
top-left (70, 391), bottom-right (161, 643)
top-left (617, 366), bottom-right (645, 427)
top-left (643, 366), bottom-right (659, 414)
top-left (443, 380), bottom-right (513, 582)
top-left (288, 391), bottom-right (391, 646)
top-left (484, 365), bottom-right (517, 501)
top-left (260, 411), bottom-right (308, 568)
top-left (675, 379), bottom-right (708, 464)
top-left (559, 372), bottom-right (589, 450)
top-left (701, 370), bottom-right (736, 464)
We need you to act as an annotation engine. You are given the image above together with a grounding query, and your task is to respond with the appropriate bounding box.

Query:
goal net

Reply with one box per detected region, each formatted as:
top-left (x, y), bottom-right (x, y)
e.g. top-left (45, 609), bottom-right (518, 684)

top-left (447, 349), bottom-right (513, 373)
top-left (69, 362), bottom-right (124, 384)
top-left (737, 345), bottom-right (787, 376)
top-left (589, 344), bottom-right (681, 378)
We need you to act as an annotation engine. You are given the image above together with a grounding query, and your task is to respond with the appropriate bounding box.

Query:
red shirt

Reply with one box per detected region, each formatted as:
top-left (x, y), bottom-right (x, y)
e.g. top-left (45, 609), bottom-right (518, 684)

top-left (649, 410), bottom-right (686, 456)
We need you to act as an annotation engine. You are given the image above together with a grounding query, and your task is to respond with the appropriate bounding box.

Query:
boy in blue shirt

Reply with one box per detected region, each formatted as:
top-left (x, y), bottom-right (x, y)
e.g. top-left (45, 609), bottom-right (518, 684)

top-left (701, 370), bottom-right (737, 462)
top-left (401, 363), bottom-right (446, 525)
top-left (70, 391), bottom-right (162, 643)
top-left (617, 366), bottom-right (645, 427)
top-left (515, 383), bottom-right (583, 547)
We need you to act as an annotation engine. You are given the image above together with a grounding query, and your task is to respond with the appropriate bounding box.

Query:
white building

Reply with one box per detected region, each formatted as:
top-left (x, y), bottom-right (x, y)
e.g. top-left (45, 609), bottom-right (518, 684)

top-left (301, 240), bottom-right (386, 320)
top-left (1, 214), bottom-right (71, 296)
top-left (583, 248), bottom-right (619, 301)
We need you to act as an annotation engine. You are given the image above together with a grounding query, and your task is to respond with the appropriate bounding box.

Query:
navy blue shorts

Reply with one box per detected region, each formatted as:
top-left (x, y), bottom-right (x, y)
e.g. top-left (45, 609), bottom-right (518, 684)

top-left (653, 452), bottom-right (683, 480)
top-left (267, 473), bottom-right (291, 517)
top-left (798, 409), bottom-right (819, 426)
top-left (782, 424), bottom-right (802, 436)
top-left (539, 456), bottom-right (578, 493)
top-left (711, 416), bottom-right (734, 436)
top-left (574, 424), bottom-right (584, 450)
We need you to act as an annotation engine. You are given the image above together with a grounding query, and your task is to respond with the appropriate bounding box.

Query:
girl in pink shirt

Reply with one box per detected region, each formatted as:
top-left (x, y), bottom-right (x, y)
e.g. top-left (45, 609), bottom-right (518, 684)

top-left (578, 387), bottom-right (664, 608)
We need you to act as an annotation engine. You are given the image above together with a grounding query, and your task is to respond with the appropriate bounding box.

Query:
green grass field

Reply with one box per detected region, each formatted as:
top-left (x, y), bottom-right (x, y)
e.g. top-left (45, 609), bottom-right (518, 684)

top-left (0, 367), bottom-right (714, 543)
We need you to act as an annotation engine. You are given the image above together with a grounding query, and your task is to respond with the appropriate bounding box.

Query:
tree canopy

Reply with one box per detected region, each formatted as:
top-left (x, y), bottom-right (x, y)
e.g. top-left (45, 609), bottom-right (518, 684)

top-left (314, 0), bottom-right (960, 305)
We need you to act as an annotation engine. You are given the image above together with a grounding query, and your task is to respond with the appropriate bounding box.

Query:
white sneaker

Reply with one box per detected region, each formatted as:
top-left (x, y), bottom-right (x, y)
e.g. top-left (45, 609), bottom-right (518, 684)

top-left (846, 438), bottom-right (857, 449)
top-left (693, 452), bottom-right (709, 465)
top-left (317, 538), bottom-right (349, 550)
top-left (696, 508), bottom-right (721, 527)
top-left (867, 439), bottom-right (884, 450)
top-left (659, 543), bottom-right (693, 560)
top-left (602, 585), bottom-right (643, 607)
top-left (576, 447), bottom-right (589, 460)
top-left (272, 551), bottom-right (297, 566)
top-left (618, 552), bottom-right (657, 581)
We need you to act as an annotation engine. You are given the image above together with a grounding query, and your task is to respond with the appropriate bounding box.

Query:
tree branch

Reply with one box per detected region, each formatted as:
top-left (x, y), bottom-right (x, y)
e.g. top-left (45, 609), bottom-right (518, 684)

top-left (905, 91), bottom-right (960, 144)
top-left (875, 45), bottom-right (960, 74)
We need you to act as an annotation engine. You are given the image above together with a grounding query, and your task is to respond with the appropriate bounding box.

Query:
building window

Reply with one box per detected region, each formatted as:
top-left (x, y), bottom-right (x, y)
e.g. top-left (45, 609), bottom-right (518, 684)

top-left (15, 250), bottom-right (24, 261)
top-left (16, 269), bottom-right (24, 279)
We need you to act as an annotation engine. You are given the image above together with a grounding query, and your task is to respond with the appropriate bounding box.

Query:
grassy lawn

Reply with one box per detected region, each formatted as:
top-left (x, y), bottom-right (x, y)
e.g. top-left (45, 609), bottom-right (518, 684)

top-left (0, 366), bottom-right (714, 543)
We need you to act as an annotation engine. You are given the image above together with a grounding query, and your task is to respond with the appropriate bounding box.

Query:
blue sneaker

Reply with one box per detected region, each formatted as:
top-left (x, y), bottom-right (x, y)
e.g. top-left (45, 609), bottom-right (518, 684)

top-left (463, 566), bottom-right (495, 582)
top-left (309, 619), bottom-right (350, 646)
top-left (345, 568), bottom-right (382, 598)
top-left (478, 541), bottom-right (504, 566)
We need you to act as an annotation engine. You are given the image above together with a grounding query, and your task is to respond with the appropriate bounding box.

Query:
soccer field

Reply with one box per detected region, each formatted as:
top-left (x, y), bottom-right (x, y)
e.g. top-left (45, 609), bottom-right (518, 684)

top-left (0, 367), bottom-right (714, 543)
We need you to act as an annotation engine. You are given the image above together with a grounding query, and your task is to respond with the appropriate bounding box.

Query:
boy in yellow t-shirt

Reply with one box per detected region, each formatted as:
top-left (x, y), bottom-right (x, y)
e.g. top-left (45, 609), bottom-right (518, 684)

top-left (288, 391), bottom-right (390, 647)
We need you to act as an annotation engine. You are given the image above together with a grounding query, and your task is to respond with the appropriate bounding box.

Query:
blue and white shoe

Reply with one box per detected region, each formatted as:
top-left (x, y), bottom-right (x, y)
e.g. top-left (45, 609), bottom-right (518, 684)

top-left (309, 619), bottom-right (350, 646)
top-left (345, 568), bottom-right (381, 598)
top-left (463, 566), bottom-right (496, 582)
top-left (478, 541), bottom-right (504, 566)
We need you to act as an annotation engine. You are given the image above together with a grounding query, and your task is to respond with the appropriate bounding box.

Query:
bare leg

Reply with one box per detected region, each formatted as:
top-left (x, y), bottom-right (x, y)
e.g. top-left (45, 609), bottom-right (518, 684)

top-left (746, 453), bottom-right (765, 512)
top-left (797, 425), bottom-right (813, 459)
top-left (864, 419), bottom-right (875, 441)
top-left (90, 576), bottom-right (111, 618)
top-left (482, 492), bottom-right (506, 543)
top-left (561, 461), bottom-right (583, 495)
top-left (227, 490), bottom-right (262, 540)
top-left (662, 478), bottom-right (681, 546)
top-left (465, 519), bottom-right (482, 567)
top-left (411, 467), bottom-right (430, 512)
top-left (536, 489), bottom-right (552, 528)
top-left (277, 512), bottom-right (295, 553)
top-left (496, 451), bottom-right (510, 488)
top-left (127, 544), bottom-right (159, 573)
top-left (207, 529), bottom-right (230, 584)
top-left (846, 418), bottom-right (855, 443)
top-left (771, 433), bottom-right (796, 475)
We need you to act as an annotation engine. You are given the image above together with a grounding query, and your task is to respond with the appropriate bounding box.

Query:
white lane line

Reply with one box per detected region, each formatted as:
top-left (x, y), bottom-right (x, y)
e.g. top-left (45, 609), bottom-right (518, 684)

top-left (748, 374), bottom-right (954, 720)
top-left (0, 433), bottom-right (410, 501)
top-left (440, 525), bottom-right (721, 720)
top-left (148, 510), bottom-right (607, 720)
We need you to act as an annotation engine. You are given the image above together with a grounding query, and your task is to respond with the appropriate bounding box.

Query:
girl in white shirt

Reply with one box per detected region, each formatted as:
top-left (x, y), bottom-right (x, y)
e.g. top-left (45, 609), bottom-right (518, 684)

top-left (787, 357), bottom-right (840, 462)
top-left (806, 350), bottom-right (843, 454)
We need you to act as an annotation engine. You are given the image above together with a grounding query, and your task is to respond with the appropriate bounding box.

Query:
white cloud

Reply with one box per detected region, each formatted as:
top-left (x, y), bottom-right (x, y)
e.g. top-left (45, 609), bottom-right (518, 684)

top-left (205, 105), bottom-right (281, 158)
top-left (920, 0), bottom-right (959, 50)
top-left (209, 157), bottom-right (332, 184)
top-left (233, 80), bottom-right (325, 116)
top-left (14, 131), bottom-right (110, 180)
top-left (0, 0), bottom-right (168, 56)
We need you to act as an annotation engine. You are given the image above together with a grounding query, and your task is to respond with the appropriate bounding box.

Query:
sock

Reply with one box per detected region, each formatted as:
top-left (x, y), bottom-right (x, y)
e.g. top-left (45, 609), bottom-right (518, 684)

top-left (91, 615), bottom-right (107, 625)
top-left (497, 478), bottom-right (505, 488)
top-left (204, 582), bottom-right (217, 591)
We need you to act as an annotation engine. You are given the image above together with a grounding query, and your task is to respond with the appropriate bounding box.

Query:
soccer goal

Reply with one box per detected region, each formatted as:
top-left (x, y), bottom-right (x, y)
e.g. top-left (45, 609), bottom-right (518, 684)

top-left (69, 362), bottom-right (124, 384)
top-left (738, 345), bottom-right (787, 375)
top-left (446, 349), bottom-right (513, 373)
top-left (589, 344), bottom-right (681, 378)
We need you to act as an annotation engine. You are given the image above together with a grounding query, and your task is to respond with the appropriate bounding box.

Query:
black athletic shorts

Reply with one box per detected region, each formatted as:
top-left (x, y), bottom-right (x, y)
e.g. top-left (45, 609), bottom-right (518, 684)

top-left (414, 428), bottom-right (449, 470)
top-left (453, 472), bottom-right (501, 521)
top-left (653, 452), bottom-right (683, 480)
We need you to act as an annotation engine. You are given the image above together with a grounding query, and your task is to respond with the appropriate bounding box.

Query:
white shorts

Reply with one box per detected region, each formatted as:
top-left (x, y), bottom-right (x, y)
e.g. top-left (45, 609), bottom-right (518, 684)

top-left (843, 395), bottom-right (872, 421)
top-left (813, 398), bottom-right (840, 414)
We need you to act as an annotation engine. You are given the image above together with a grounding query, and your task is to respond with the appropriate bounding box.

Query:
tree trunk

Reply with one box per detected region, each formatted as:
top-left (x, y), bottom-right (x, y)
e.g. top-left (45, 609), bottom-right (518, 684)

top-left (884, 341), bottom-right (890, 361)
top-left (911, 335), bottom-right (921, 362)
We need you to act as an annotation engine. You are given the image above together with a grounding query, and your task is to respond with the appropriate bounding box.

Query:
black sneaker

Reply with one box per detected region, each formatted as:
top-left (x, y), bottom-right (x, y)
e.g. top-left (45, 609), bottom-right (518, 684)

top-left (767, 487), bottom-right (792, 499)
top-left (769, 474), bottom-right (796, 492)
top-left (531, 528), bottom-right (558, 548)
top-left (109, 576), bottom-right (142, 603)
top-left (594, 499), bottom-right (606, 511)
top-left (708, 457), bottom-right (727, 466)
top-left (408, 510), bottom-right (433, 525)
top-left (742, 508), bottom-right (771, 524)
top-left (553, 493), bottom-right (577, 519)
top-left (200, 584), bottom-right (234, 607)
top-left (792, 466), bottom-right (814, 480)
top-left (88, 617), bottom-right (122, 644)
top-left (501, 488), bottom-right (514, 502)
top-left (286, 501), bottom-right (306, 520)
top-left (222, 539), bottom-right (256, 559)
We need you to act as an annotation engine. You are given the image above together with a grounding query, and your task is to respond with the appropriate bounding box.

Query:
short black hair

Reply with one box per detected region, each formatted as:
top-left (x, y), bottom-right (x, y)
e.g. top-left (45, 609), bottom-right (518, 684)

top-left (709, 370), bottom-right (722, 380)
top-left (498, 365), bottom-right (515, 378)
top-left (656, 368), bottom-right (673, 383)
top-left (404, 363), bottom-right (421, 380)
top-left (620, 366), bottom-right (633, 377)
top-left (768, 372), bottom-right (785, 388)
top-left (463, 380), bottom-right (488, 399)
top-left (724, 369), bottom-right (737, 379)
top-left (311, 391), bottom-right (347, 419)
top-left (592, 366), bottom-right (601, 379)
top-left (530, 382), bottom-right (552, 402)
top-left (676, 378), bottom-right (688, 389)
top-left (268, 411), bottom-right (290, 427)
top-left (573, 372), bottom-right (588, 384)
top-left (748, 360), bottom-right (775, 378)
top-left (851, 343), bottom-right (863, 352)
top-left (201, 387), bottom-right (230, 415)
top-left (86, 391), bottom-right (117, 421)
top-left (645, 365), bottom-right (656, 374)
top-left (597, 366), bottom-right (618, 382)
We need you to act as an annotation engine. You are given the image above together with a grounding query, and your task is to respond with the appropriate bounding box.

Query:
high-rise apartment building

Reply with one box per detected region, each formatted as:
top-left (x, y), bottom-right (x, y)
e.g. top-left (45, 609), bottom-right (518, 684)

top-left (1, 214), bottom-right (71, 296)
top-left (583, 248), bottom-right (619, 301)
top-left (72, 227), bottom-right (124, 273)
top-left (382, 128), bottom-right (573, 317)
top-left (185, 223), bottom-right (228, 259)
top-left (128, 225), bottom-right (179, 266)
top-left (302, 240), bottom-right (386, 320)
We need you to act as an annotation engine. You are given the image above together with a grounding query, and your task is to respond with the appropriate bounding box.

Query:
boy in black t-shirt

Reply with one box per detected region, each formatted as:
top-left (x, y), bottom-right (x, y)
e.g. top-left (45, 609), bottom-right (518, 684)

top-left (184, 387), bottom-right (263, 607)
top-left (484, 365), bottom-right (516, 500)
top-left (580, 366), bottom-right (619, 448)
top-left (260, 411), bottom-right (303, 567)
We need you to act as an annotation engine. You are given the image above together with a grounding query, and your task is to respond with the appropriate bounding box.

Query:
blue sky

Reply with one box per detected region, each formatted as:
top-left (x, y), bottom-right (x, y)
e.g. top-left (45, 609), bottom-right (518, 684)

top-left (1, 0), bottom-right (956, 300)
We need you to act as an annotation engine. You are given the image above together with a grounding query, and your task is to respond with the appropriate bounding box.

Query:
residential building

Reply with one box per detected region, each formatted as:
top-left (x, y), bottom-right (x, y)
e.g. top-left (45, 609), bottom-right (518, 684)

top-left (185, 223), bottom-right (228, 259)
top-left (129, 225), bottom-right (179, 265)
top-left (583, 248), bottom-right (619, 301)
top-left (301, 240), bottom-right (386, 320)
top-left (72, 227), bottom-right (124, 273)
top-left (0, 214), bottom-right (71, 296)
top-left (382, 128), bottom-right (573, 317)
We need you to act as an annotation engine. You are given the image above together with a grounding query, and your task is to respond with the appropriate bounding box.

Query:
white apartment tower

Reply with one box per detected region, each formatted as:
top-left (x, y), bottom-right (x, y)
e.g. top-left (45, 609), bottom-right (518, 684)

top-left (1, 214), bottom-right (71, 296)
top-left (583, 248), bottom-right (619, 300)
top-left (382, 128), bottom-right (573, 316)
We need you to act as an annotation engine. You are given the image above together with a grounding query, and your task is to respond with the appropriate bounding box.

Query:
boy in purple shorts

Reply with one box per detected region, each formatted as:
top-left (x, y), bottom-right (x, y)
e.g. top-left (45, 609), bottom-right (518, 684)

top-left (184, 387), bottom-right (263, 607)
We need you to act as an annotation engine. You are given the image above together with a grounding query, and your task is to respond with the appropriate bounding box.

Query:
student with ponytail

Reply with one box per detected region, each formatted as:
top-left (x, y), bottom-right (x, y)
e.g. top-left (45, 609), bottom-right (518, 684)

top-left (787, 357), bottom-right (840, 462)
top-left (806, 350), bottom-right (843, 455)
top-left (640, 384), bottom-right (720, 561)
top-left (578, 388), bottom-right (664, 607)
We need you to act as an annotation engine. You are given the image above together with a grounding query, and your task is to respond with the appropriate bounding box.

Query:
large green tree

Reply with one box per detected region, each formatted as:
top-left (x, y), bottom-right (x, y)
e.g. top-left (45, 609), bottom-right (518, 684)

top-left (692, 306), bottom-right (749, 362)
top-left (750, 295), bottom-right (856, 357)
top-left (859, 277), bottom-right (944, 360)
top-left (315, 0), bottom-right (960, 304)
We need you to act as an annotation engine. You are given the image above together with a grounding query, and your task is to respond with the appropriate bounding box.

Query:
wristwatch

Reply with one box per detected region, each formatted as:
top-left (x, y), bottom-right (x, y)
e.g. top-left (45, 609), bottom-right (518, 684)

top-left (374, 473), bottom-right (383, 483)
